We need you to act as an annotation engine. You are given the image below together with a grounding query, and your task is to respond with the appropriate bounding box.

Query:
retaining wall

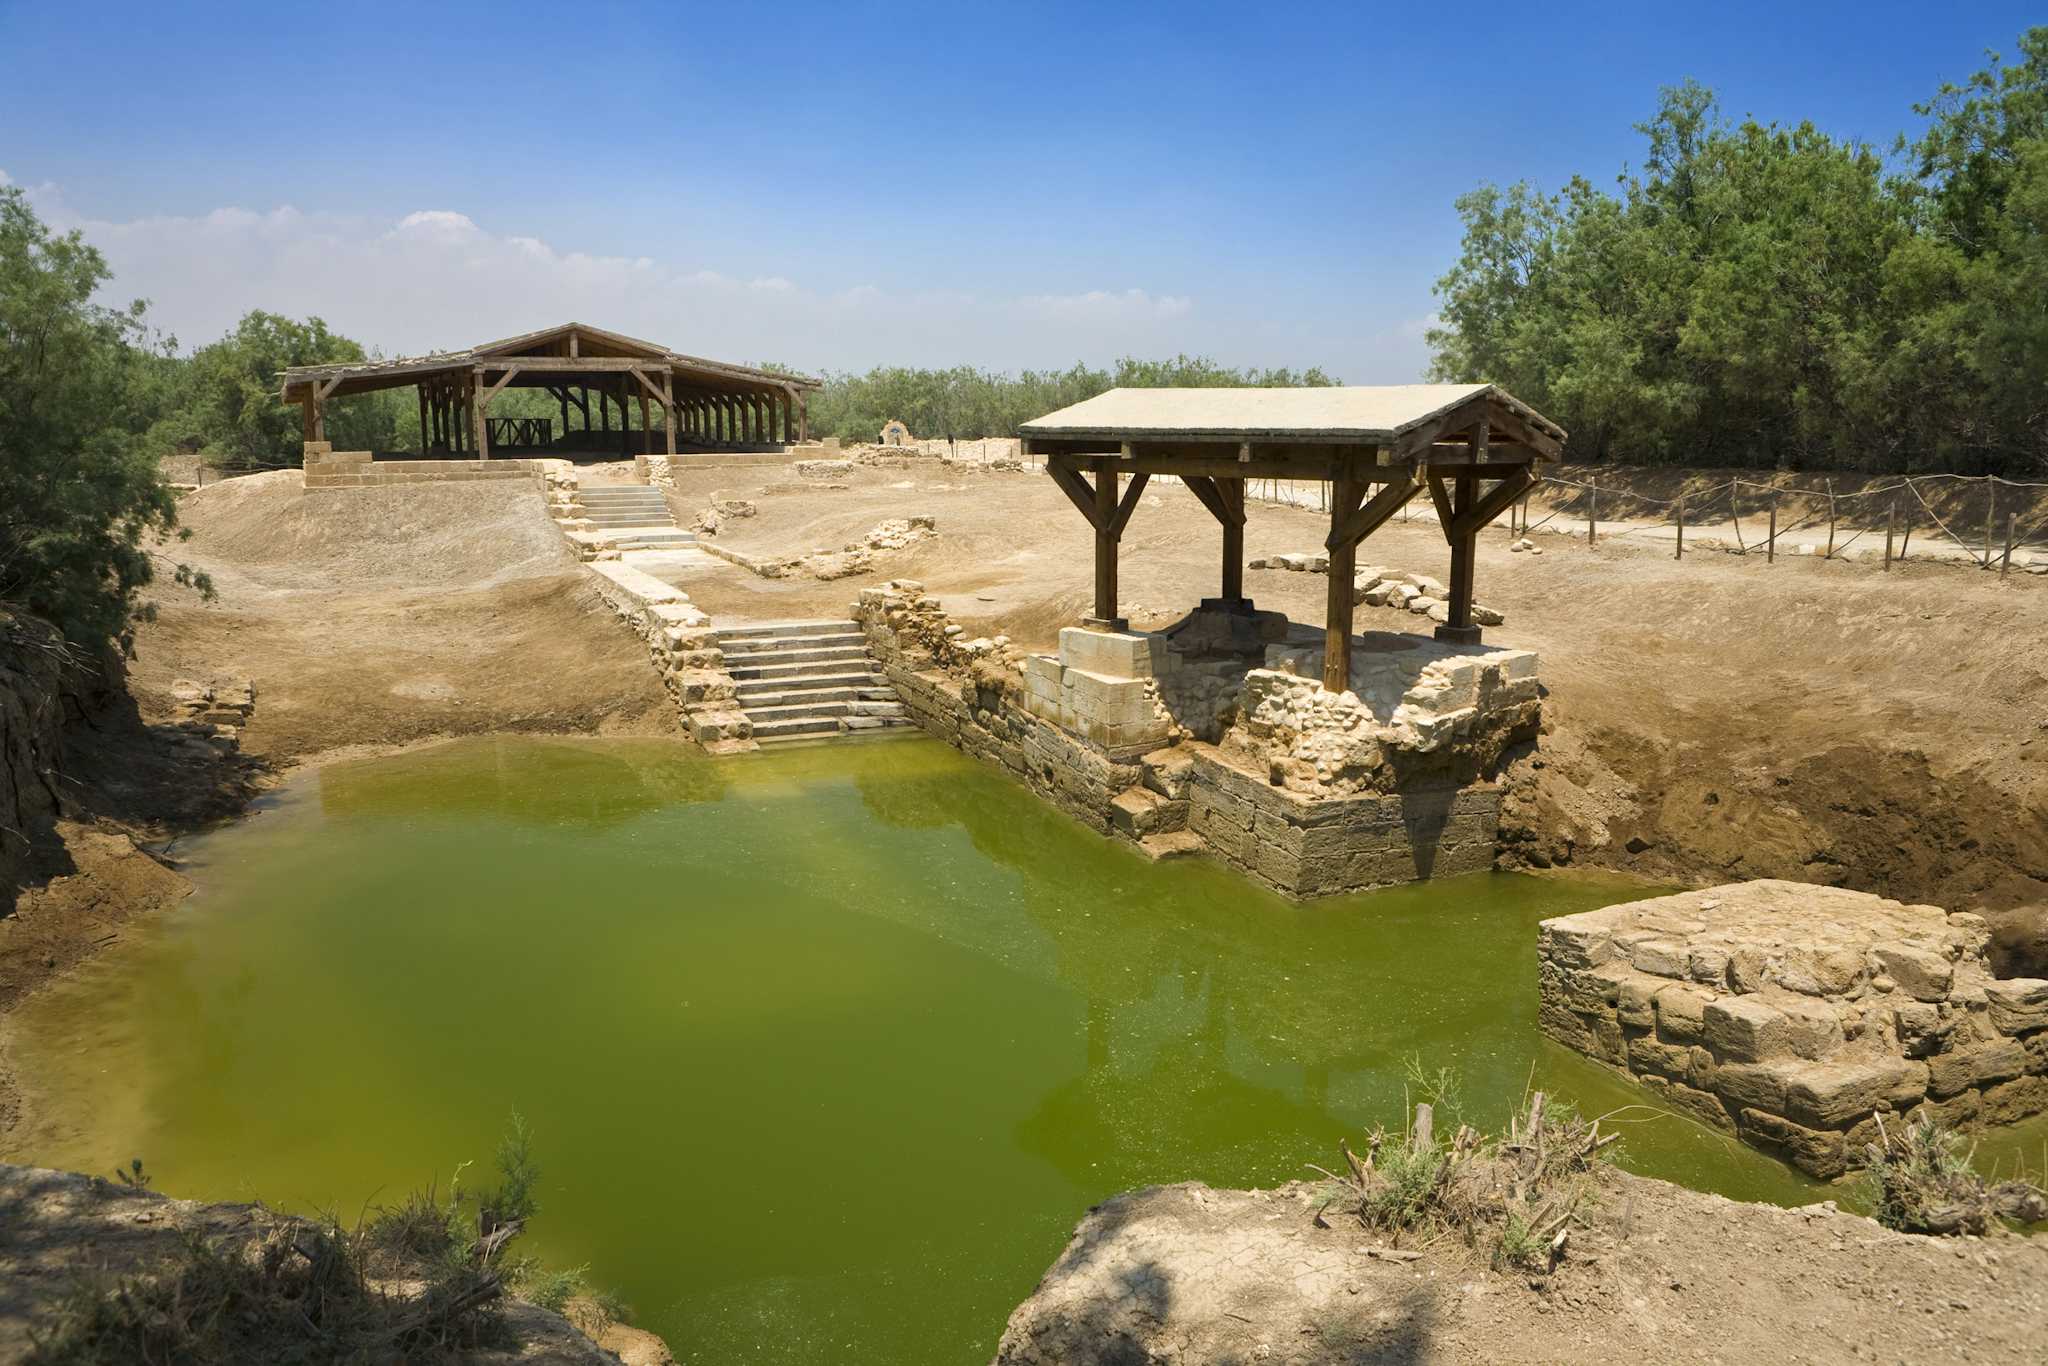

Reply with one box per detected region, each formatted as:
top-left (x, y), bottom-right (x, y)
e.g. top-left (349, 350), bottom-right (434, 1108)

top-left (1538, 880), bottom-right (2048, 1178)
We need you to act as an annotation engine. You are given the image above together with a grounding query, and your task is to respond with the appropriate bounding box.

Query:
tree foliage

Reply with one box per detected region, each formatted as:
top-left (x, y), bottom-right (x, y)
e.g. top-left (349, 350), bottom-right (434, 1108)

top-left (1428, 28), bottom-right (2048, 476)
top-left (149, 310), bottom-right (404, 468)
top-left (0, 186), bottom-right (205, 649)
top-left (797, 354), bottom-right (1339, 442)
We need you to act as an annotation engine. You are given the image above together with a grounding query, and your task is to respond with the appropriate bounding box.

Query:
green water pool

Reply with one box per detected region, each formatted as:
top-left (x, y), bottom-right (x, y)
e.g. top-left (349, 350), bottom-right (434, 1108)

top-left (2, 735), bottom-right (1899, 1361)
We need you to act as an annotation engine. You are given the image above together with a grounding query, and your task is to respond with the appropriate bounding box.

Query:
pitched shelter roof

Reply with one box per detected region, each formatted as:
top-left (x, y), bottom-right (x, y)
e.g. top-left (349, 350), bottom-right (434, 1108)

top-left (277, 321), bottom-right (818, 402)
top-left (1020, 383), bottom-right (1565, 447)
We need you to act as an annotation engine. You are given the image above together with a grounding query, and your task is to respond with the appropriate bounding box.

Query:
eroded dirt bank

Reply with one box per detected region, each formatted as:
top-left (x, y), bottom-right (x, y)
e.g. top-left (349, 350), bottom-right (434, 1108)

top-left (657, 458), bottom-right (2048, 944)
top-left (994, 1173), bottom-right (2048, 1365)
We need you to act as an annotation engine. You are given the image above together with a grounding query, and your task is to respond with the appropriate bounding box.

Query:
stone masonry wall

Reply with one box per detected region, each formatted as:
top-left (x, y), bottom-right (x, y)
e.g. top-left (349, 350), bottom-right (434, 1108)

top-left (1539, 880), bottom-right (2048, 1178)
top-left (853, 581), bottom-right (1514, 898)
top-left (301, 445), bottom-right (547, 488)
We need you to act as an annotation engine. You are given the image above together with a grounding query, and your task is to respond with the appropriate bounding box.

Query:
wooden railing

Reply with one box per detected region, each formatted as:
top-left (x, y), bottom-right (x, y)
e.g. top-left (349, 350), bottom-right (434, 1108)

top-left (485, 416), bottom-right (553, 448)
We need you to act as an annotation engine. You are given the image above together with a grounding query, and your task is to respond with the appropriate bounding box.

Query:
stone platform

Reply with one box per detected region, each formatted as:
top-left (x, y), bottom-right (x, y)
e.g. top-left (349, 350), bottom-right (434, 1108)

top-left (1539, 880), bottom-right (2048, 1178)
top-left (855, 585), bottom-right (1542, 898)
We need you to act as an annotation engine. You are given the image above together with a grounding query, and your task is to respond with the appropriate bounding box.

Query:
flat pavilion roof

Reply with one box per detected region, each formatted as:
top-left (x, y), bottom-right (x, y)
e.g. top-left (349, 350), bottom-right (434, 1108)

top-left (1020, 383), bottom-right (1566, 447)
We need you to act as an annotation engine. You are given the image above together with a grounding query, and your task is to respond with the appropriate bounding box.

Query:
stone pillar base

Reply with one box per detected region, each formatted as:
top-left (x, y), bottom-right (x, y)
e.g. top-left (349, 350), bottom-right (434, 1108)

top-left (1434, 623), bottom-right (1484, 646)
top-left (1080, 615), bottom-right (1130, 633)
top-left (1197, 596), bottom-right (1258, 614)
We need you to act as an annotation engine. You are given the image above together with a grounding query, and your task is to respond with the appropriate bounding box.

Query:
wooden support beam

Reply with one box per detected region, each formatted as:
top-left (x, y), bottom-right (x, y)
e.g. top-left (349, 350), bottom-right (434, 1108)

top-left (1326, 472), bottom-right (1418, 549)
top-left (480, 366), bottom-right (520, 404)
top-left (1183, 475), bottom-right (1248, 603)
top-left (1093, 463), bottom-right (1119, 625)
top-left (473, 376), bottom-right (490, 460)
top-left (1047, 460), bottom-right (1103, 527)
top-left (1444, 472), bottom-right (1478, 631)
top-left (1107, 470), bottom-right (1150, 538)
top-left (417, 386), bottom-right (429, 453)
top-left (1448, 466), bottom-right (1536, 538)
top-left (1324, 476), bottom-right (1366, 694)
top-left (662, 371), bottom-right (677, 456)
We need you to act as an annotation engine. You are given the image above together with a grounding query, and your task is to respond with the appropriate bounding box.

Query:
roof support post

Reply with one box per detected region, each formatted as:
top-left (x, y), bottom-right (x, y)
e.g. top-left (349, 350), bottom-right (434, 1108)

top-left (416, 385), bottom-right (430, 455)
top-left (1092, 461), bottom-right (1120, 629)
top-left (1324, 475), bottom-right (1366, 694)
top-left (1182, 474), bottom-right (1250, 609)
top-left (473, 373), bottom-right (490, 460)
top-left (797, 390), bottom-right (810, 443)
top-left (662, 372), bottom-right (677, 456)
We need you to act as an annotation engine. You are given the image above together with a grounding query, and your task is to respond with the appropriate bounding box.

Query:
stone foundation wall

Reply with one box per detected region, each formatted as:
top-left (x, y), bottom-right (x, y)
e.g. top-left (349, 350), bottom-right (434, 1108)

top-left (853, 581), bottom-right (1516, 897)
top-left (1187, 755), bottom-right (1500, 896)
top-left (1538, 880), bottom-right (2048, 1178)
top-left (301, 445), bottom-right (547, 488)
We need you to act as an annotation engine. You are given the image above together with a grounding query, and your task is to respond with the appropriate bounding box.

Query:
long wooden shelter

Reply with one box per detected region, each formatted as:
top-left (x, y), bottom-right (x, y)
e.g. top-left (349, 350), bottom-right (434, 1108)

top-left (1018, 384), bottom-right (1566, 694)
top-left (277, 322), bottom-right (820, 461)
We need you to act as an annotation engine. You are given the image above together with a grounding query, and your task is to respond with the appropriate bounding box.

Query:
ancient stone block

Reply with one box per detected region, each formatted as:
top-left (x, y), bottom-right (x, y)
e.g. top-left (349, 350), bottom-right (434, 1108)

top-left (1927, 1038), bottom-right (2029, 1098)
top-left (1872, 944), bottom-right (1953, 1002)
top-left (1653, 984), bottom-right (1711, 1044)
top-left (1058, 628), bottom-right (1165, 680)
top-left (1979, 1075), bottom-right (2048, 1127)
top-left (1779, 1058), bottom-right (1926, 1129)
top-left (1986, 979), bottom-right (2048, 1035)
top-left (1703, 996), bottom-right (1792, 1062)
top-left (1539, 919), bottom-right (1615, 971)
top-left (1631, 939), bottom-right (1688, 978)
top-left (1738, 1108), bottom-right (1848, 1180)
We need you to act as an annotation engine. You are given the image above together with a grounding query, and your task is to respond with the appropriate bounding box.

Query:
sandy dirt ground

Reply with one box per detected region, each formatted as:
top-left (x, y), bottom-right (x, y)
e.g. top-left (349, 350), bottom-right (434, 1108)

top-left (993, 1172), bottom-right (2048, 1365)
top-left (127, 471), bottom-right (673, 766)
top-left (656, 458), bottom-right (2048, 949)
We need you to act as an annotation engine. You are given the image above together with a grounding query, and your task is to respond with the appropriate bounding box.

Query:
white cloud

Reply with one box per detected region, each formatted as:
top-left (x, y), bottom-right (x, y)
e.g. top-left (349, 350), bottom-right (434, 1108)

top-left (24, 181), bottom-right (1469, 379)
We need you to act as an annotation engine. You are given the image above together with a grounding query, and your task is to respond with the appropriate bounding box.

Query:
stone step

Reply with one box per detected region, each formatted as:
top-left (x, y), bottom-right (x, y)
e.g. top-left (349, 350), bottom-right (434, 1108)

top-left (725, 654), bottom-right (871, 679)
top-left (579, 495), bottom-right (670, 506)
top-left (719, 632), bottom-right (865, 656)
top-left (749, 715), bottom-right (843, 739)
top-left (720, 642), bottom-right (867, 666)
top-left (718, 619), bottom-right (860, 640)
top-left (1138, 831), bottom-right (1206, 861)
top-left (741, 671), bottom-right (892, 696)
top-left (586, 514), bottom-right (679, 525)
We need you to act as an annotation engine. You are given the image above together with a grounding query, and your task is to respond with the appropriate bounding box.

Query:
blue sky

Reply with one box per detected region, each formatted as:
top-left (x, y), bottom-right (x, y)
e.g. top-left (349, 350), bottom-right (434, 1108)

top-left (1, 0), bottom-right (2038, 377)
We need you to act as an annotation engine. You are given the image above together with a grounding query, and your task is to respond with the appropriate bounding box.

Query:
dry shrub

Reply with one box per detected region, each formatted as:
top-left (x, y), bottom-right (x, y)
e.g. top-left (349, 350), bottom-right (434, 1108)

top-left (1860, 1113), bottom-right (2048, 1236)
top-left (1312, 1085), bottom-right (1618, 1272)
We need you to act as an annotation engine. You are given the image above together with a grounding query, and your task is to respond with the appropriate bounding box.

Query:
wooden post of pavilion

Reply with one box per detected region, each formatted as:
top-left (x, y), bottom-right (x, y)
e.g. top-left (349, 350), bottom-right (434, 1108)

top-left (1093, 461), bottom-right (1118, 624)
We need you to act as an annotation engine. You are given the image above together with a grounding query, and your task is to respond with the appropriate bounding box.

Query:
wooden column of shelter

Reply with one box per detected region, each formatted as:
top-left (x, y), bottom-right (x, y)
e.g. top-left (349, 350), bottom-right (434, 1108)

top-left (1045, 457), bottom-right (1149, 628)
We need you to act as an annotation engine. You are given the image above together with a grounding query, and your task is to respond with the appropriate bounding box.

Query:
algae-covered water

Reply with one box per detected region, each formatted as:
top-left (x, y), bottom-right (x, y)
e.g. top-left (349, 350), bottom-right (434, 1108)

top-left (5, 736), bottom-right (1862, 1361)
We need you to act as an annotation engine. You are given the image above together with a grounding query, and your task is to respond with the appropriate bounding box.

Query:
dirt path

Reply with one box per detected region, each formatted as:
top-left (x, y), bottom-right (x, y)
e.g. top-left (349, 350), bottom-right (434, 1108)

top-left (994, 1173), bottom-right (2048, 1364)
top-left (655, 458), bottom-right (2048, 939)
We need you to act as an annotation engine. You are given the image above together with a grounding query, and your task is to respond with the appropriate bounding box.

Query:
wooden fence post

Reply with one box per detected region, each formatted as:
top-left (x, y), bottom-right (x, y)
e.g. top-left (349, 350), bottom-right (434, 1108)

top-left (1824, 478), bottom-right (1836, 560)
top-left (1884, 500), bottom-right (1895, 571)
top-left (1985, 487), bottom-right (1996, 570)
top-left (1767, 493), bottom-right (1777, 564)
top-left (2004, 512), bottom-right (2016, 580)
top-left (1675, 498), bottom-right (1684, 559)
top-left (1588, 475), bottom-right (1598, 547)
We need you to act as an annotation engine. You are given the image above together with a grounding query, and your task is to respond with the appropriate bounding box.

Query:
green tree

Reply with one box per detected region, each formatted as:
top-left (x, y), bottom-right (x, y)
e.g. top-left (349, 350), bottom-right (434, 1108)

top-left (1426, 34), bottom-right (2048, 478)
top-left (153, 310), bottom-right (402, 468)
top-left (0, 186), bottom-right (205, 648)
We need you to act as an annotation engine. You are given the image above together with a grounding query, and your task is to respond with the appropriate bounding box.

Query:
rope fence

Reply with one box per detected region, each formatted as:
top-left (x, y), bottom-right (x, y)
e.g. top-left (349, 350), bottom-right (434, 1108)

top-left (1522, 471), bottom-right (2048, 575)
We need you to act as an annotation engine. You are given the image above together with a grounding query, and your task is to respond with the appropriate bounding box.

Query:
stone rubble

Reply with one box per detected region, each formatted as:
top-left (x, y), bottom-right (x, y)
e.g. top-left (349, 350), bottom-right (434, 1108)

top-left (1252, 554), bottom-right (1507, 626)
top-left (166, 677), bottom-right (255, 753)
top-left (1538, 880), bottom-right (2048, 1177)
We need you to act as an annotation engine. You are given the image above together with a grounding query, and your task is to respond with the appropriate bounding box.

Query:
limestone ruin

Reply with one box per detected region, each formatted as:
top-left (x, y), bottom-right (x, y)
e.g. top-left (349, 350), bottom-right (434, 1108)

top-left (1539, 880), bottom-right (2048, 1177)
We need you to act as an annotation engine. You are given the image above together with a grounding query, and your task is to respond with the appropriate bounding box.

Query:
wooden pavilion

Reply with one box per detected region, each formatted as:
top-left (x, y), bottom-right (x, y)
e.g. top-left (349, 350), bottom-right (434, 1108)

top-left (277, 322), bottom-right (820, 461)
top-left (1018, 384), bottom-right (1566, 693)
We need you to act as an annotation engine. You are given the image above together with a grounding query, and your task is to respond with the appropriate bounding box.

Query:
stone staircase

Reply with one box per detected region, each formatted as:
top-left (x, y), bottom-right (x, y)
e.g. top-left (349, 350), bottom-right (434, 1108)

top-left (577, 484), bottom-right (698, 551)
top-left (718, 620), bottom-right (914, 742)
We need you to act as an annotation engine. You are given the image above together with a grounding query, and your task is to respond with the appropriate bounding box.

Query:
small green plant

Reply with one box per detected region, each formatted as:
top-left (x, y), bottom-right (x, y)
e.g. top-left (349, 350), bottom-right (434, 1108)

top-left (109, 1159), bottom-right (150, 1190)
top-left (1311, 1080), bottom-right (1618, 1274)
top-left (1859, 1113), bottom-right (2048, 1236)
